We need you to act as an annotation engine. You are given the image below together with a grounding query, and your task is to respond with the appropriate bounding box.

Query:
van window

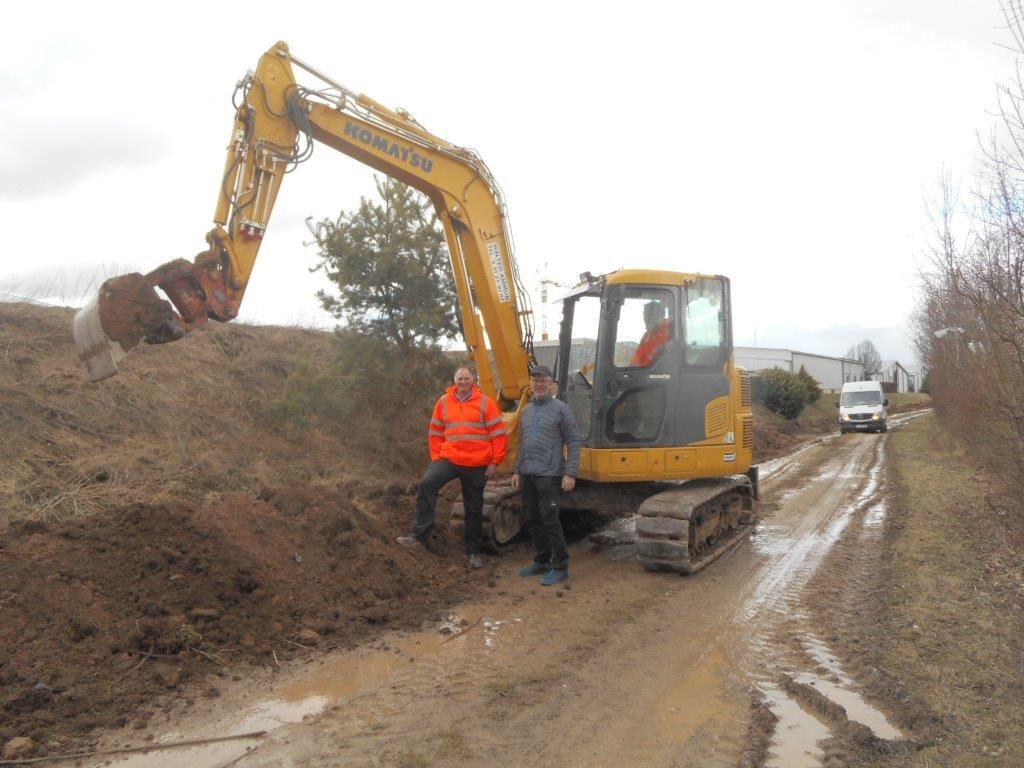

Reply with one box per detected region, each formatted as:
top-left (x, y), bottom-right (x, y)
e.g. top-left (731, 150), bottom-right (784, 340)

top-left (841, 390), bottom-right (882, 406)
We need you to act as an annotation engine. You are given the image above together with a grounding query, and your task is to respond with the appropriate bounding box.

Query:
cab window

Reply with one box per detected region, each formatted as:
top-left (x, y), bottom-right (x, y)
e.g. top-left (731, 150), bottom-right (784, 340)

top-left (612, 288), bottom-right (675, 369)
top-left (685, 278), bottom-right (727, 366)
top-left (608, 387), bottom-right (665, 442)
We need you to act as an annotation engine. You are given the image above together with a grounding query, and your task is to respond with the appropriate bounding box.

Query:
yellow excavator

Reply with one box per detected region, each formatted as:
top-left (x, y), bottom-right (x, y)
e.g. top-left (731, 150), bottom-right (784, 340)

top-left (73, 42), bottom-right (758, 574)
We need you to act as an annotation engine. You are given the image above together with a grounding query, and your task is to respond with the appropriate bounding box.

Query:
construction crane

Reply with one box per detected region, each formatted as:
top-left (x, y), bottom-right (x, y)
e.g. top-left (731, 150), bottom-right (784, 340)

top-left (538, 262), bottom-right (571, 341)
top-left (72, 42), bottom-right (758, 574)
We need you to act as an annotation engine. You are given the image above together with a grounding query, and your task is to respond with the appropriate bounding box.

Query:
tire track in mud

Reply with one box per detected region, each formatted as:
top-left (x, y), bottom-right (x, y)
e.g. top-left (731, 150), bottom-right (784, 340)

top-left (273, 434), bottom-right (893, 768)
top-left (74, 421), bottom-right (929, 768)
top-left (745, 414), bottom-right (930, 768)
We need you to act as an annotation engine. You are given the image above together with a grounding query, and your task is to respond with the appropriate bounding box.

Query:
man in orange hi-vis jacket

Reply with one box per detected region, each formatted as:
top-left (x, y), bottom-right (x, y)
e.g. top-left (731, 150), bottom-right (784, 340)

top-left (631, 300), bottom-right (672, 367)
top-left (397, 366), bottom-right (507, 568)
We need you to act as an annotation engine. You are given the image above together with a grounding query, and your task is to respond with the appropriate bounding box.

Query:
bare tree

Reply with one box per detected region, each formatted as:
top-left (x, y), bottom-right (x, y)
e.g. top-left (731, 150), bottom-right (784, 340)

top-left (845, 339), bottom-right (883, 378)
top-left (909, 0), bottom-right (1024, 490)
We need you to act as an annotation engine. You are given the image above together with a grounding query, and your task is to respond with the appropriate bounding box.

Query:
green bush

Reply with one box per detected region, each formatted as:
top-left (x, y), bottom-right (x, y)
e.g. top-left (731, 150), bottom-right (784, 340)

top-left (761, 367), bottom-right (815, 419)
top-left (796, 365), bottom-right (823, 404)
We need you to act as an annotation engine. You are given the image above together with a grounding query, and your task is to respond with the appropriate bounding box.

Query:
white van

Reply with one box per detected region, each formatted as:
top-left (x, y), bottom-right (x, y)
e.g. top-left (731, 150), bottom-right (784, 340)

top-left (837, 380), bottom-right (889, 434)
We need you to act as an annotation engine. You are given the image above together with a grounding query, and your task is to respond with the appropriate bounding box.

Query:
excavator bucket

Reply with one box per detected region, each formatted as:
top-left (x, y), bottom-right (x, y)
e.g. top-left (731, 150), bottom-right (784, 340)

top-left (72, 274), bottom-right (181, 381)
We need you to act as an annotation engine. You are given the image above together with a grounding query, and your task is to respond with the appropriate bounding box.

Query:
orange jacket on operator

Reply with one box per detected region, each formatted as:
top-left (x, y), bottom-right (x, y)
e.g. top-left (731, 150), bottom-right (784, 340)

top-left (428, 385), bottom-right (508, 467)
top-left (631, 320), bottom-right (672, 367)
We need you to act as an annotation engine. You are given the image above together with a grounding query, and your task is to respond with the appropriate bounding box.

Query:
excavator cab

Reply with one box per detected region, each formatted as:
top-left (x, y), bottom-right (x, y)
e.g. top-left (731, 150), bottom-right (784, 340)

top-left (554, 270), bottom-right (752, 484)
top-left (548, 269), bottom-right (757, 574)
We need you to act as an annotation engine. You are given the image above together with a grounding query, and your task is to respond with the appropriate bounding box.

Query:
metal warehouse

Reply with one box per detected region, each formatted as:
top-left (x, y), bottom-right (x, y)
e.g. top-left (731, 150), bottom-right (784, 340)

top-left (733, 347), bottom-right (866, 392)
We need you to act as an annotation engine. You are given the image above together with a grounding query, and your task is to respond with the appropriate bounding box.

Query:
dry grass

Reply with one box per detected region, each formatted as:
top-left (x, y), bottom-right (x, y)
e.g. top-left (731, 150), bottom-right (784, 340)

top-left (880, 415), bottom-right (1024, 766)
top-left (0, 302), bottom-right (428, 522)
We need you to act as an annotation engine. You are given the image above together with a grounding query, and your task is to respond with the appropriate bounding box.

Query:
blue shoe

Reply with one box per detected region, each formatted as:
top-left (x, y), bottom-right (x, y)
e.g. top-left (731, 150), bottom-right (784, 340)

top-left (540, 569), bottom-right (569, 586)
top-left (518, 562), bottom-right (548, 577)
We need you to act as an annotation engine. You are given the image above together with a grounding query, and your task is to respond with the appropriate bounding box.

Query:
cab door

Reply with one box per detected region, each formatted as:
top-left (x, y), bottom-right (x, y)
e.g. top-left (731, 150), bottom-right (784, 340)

top-left (596, 284), bottom-right (680, 447)
top-left (671, 277), bottom-right (732, 445)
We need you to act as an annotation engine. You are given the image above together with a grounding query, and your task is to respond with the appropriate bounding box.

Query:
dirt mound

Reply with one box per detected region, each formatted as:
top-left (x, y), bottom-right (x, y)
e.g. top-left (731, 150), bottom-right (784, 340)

top-left (0, 302), bottom-right (482, 758)
top-left (0, 482), bottom-right (478, 755)
top-left (754, 416), bottom-right (833, 461)
top-left (0, 302), bottom-right (430, 524)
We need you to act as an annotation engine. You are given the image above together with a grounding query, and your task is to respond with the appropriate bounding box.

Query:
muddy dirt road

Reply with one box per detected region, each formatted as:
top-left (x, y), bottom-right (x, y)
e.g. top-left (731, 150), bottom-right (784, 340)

top-left (69, 419), bottom-right (924, 768)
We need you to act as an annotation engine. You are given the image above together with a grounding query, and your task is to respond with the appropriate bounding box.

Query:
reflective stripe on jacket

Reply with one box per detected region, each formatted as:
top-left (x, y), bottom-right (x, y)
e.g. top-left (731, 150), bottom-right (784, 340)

top-left (428, 384), bottom-right (508, 467)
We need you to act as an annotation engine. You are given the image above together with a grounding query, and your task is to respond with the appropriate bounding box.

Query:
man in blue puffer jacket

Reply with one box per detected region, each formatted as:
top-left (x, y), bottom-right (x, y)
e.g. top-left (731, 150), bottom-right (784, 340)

top-left (513, 365), bottom-right (582, 586)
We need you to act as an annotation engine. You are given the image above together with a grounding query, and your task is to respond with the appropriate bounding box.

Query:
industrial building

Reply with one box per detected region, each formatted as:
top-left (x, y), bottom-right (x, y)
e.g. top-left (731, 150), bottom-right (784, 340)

top-left (534, 341), bottom-right (867, 394)
top-left (871, 360), bottom-right (913, 393)
top-left (733, 347), bottom-right (866, 392)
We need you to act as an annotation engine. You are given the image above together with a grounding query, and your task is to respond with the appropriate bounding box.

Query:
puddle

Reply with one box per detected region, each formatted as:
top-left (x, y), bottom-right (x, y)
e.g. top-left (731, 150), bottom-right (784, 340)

top-left (652, 650), bottom-right (731, 744)
top-left (760, 682), bottom-right (831, 768)
top-left (482, 617), bottom-right (522, 648)
top-left (760, 456), bottom-right (805, 480)
top-left (279, 634), bottom-right (446, 704)
top-left (863, 498), bottom-right (888, 529)
top-left (793, 672), bottom-right (902, 740)
top-left (801, 635), bottom-right (853, 685)
top-left (788, 635), bottom-right (903, 741)
top-left (97, 627), bottom-right (464, 768)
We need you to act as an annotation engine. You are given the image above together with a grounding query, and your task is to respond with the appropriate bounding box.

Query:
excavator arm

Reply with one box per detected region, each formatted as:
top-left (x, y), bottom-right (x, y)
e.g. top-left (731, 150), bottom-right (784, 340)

top-left (73, 42), bottom-right (534, 408)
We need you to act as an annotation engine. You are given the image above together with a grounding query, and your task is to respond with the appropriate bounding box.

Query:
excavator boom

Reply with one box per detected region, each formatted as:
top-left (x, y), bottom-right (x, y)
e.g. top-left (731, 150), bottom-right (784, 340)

top-left (73, 42), bottom-right (534, 408)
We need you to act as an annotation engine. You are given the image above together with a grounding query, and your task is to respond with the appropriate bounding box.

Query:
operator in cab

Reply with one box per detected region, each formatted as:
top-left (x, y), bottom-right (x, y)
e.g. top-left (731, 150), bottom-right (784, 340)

top-left (631, 300), bottom-right (672, 367)
top-left (513, 365), bottom-right (582, 586)
top-left (397, 366), bottom-right (507, 568)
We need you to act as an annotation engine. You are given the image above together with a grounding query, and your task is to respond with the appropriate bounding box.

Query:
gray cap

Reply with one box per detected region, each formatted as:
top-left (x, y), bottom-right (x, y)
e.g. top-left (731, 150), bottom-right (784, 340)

top-left (529, 364), bottom-right (554, 379)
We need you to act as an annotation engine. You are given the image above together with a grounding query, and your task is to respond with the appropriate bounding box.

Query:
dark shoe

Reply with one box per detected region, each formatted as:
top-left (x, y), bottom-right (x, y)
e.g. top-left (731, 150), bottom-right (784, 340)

top-left (540, 569), bottom-right (569, 586)
top-left (518, 562), bottom-right (548, 577)
top-left (396, 535), bottom-right (425, 548)
top-left (467, 553), bottom-right (485, 569)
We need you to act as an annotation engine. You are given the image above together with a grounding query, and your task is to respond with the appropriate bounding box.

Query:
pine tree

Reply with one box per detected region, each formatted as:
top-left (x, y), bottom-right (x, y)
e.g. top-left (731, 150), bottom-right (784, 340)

top-left (307, 176), bottom-right (459, 352)
top-left (270, 178), bottom-right (460, 467)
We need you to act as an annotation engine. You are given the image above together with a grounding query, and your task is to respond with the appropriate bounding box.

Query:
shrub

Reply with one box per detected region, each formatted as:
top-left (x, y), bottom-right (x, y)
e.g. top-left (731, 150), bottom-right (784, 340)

top-left (796, 365), bottom-right (823, 404)
top-left (761, 367), bottom-right (814, 419)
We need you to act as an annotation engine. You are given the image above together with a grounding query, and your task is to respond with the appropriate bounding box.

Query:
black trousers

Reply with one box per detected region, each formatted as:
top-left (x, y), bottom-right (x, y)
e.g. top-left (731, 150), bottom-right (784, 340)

top-left (522, 474), bottom-right (568, 570)
top-left (413, 459), bottom-right (486, 555)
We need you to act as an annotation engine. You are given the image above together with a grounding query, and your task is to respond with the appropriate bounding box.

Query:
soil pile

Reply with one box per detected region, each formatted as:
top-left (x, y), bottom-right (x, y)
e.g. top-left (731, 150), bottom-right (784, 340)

top-left (753, 415), bottom-right (833, 460)
top-left (0, 301), bottom-right (471, 757)
top-left (0, 482), bottom-right (478, 755)
top-left (0, 302), bottom-right (429, 523)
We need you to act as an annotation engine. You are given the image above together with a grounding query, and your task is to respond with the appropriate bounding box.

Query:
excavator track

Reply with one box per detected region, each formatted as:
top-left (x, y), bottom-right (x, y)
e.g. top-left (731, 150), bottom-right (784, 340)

top-left (635, 476), bottom-right (755, 574)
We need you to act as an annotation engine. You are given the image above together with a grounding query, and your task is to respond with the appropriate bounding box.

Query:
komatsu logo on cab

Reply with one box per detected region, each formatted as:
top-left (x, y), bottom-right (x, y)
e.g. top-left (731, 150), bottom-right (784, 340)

top-left (345, 122), bottom-right (434, 173)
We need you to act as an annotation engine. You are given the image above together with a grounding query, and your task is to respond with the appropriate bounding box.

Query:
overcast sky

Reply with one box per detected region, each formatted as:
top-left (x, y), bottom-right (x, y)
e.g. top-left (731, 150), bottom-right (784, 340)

top-left (0, 1), bottom-right (1016, 366)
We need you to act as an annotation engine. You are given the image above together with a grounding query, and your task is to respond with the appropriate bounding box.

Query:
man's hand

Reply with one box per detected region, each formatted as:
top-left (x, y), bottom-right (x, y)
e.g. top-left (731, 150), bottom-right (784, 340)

top-left (561, 476), bottom-right (576, 492)
top-left (485, 464), bottom-right (497, 477)
top-left (511, 473), bottom-right (520, 490)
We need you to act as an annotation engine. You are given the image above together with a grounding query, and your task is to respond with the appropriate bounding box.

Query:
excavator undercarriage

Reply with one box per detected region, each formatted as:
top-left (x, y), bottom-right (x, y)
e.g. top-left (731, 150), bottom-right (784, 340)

top-left (453, 473), bottom-right (759, 574)
top-left (634, 476), bottom-right (755, 573)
